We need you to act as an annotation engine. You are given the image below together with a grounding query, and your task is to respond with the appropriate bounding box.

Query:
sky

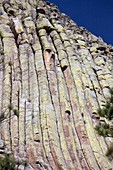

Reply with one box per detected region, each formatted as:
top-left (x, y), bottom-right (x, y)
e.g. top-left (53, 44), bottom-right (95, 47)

top-left (48, 0), bottom-right (113, 45)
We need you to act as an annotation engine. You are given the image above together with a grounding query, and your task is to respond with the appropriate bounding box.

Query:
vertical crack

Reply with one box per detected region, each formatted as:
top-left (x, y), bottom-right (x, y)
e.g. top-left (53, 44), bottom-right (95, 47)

top-left (31, 44), bottom-right (52, 170)
top-left (9, 61), bottom-right (13, 152)
top-left (24, 100), bottom-right (27, 167)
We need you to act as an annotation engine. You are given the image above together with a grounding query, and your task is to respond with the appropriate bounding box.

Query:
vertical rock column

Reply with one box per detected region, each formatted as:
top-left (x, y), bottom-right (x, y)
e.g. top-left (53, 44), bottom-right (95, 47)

top-left (0, 0), bottom-right (113, 169)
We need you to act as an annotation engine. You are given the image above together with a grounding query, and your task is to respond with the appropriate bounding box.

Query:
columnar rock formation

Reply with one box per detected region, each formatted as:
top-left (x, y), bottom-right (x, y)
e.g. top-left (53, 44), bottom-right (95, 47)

top-left (0, 0), bottom-right (113, 169)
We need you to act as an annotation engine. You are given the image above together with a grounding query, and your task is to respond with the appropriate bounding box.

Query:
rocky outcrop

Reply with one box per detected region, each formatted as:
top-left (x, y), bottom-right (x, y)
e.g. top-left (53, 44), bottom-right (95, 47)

top-left (0, 0), bottom-right (113, 169)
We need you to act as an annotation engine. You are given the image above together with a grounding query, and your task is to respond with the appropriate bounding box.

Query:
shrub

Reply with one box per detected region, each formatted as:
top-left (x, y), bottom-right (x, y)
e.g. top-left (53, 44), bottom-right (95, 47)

top-left (95, 88), bottom-right (113, 156)
top-left (0, 154), bottom-right (16, 170)
top-left (95, 123), bottom-right (110, 137)
top-left (97, 108), bottom-right (105, 117)
top-left (95, 88), bottom-right (113, 136)
top-left (98, 88), bottom-right (113, 120)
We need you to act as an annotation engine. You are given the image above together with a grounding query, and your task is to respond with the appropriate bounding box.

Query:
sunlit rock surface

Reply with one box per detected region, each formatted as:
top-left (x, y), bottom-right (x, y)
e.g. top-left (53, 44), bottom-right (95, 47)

top-left (0, 0), bottom-right (113, 169)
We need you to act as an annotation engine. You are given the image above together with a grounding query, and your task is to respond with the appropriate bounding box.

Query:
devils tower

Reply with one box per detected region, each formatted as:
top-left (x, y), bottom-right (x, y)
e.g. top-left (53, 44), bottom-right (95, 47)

top-left (0, 0), bottom-right (113, 169)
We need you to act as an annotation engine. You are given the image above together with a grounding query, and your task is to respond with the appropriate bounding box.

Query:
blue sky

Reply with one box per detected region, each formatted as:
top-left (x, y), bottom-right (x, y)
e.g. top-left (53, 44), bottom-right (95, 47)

top-left (48, 0), bottom-right (113, 45)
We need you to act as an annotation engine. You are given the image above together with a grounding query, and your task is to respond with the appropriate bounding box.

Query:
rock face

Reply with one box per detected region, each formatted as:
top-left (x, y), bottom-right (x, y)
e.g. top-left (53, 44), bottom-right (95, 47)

top-left (0, 0), bottom-right (113, 169)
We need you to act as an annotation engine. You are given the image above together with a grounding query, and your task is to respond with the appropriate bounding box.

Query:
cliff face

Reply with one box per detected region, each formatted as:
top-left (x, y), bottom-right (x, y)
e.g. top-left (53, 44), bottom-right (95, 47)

top-left (0, 0), bottom-right (113, 169)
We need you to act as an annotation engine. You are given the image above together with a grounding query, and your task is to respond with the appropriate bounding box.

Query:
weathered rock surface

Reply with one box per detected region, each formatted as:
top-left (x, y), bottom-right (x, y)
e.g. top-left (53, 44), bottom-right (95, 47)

top-left (0, 0), bottom-right (113, 169)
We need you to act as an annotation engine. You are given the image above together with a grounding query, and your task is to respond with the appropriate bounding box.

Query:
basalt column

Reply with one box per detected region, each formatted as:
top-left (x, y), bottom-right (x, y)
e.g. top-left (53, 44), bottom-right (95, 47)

top-left (0, 0), bottom-right (113, 169)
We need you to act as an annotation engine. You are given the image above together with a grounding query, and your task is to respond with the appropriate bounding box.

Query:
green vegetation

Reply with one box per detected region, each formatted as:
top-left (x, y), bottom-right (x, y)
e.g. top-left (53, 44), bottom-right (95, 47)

top-left (97, 88), bottom-right (113, 120)
top-left (95, 123), bottom-right (110, 137)
top-left (95, 88), bottom-right (113, 157)
top-left (95, 88), bottom-right (113, 137)
top-left (0, 154), bottom-right (16, 170)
